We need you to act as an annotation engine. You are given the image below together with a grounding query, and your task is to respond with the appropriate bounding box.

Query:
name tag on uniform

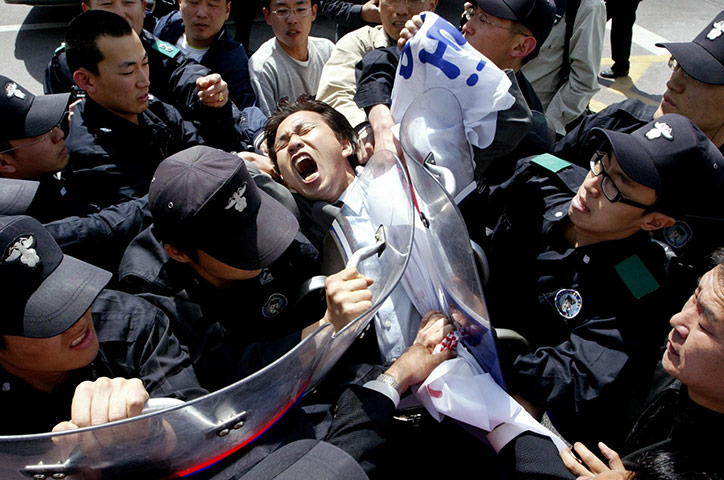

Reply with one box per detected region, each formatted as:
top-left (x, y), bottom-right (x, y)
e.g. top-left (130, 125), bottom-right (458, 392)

top-left (614, 254), bottom-right (660, 299)
top-left (531, 153), bottom-right (571, 173)
top-left (152, 39), bottom-right (180, 58)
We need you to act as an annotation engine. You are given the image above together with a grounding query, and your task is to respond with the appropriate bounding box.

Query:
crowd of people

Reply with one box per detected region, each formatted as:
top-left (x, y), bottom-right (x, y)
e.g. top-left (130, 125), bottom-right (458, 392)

top-left (1, 0), bottom-right (723, 478)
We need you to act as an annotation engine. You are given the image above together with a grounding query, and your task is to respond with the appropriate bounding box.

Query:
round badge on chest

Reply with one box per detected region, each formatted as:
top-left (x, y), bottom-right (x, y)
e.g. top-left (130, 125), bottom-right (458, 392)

top-left (555, 289), bottom-right (582, 319)
top-left (262, 293), bottom-right (288, 318)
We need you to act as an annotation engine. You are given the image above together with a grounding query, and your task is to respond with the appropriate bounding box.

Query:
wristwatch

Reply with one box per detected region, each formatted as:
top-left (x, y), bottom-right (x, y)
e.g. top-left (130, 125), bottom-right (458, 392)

top-left (376, 373), bottom-right (400, 393)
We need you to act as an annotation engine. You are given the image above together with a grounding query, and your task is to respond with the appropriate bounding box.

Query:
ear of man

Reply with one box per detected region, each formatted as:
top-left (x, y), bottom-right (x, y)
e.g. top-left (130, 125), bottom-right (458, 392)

top-left (164, 243), bottom-right (192, 263)
top-left (72, 69), bottom-right (98, 96)
top-left (511, 35), bottom-right (536, 60)
top-left (0, 154), bottom-right (18, 177)
top-left (640, 212), bottom-right (676, 232)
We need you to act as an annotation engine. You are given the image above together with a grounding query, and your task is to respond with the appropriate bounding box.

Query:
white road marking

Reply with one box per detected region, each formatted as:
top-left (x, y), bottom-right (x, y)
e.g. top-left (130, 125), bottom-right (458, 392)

top-left (606, 20), bottom-right (672, 55)
top-left (0, 22), bottom-right (68, 33)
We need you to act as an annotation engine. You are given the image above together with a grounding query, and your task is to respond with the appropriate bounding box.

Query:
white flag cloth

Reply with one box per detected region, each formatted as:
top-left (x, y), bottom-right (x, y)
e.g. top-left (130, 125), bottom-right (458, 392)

top-left (415, 349), bottom-right (568, 452)
top-left (390, 12), bottom-right (514, 150)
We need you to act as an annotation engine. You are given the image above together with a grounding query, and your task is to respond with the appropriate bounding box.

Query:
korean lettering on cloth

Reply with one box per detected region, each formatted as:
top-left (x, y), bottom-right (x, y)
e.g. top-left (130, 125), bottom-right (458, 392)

top-left (390, 12), bottom-right (514, 149)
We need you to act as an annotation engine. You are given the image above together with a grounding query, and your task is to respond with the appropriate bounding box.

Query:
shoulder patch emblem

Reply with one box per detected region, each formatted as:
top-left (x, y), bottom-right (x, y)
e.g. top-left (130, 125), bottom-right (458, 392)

top-left (259, 269), bottom-right (274, 285)
top-left (531, 153), bottom-right (572, 173)
top-left (225, 184), bottom-right (248, 212)
top-left (663, 221), bottom-right (693, 249)
top-left (555, 289), bottom-right (582, 319)
top-left (4, 235), bottom-right (40, 268)
top-left (5, 82), bottom-right (25, 100)
top-left (645, 122), bottom-right (674, 141)
top-left (708, 20), bottom-right (724, 40)
top-left (262, 293), bottom-right (288, 318)
top-left (152, 39), bottom-right (180, 58)
top-left (614, 254), bottom-right (660, 300)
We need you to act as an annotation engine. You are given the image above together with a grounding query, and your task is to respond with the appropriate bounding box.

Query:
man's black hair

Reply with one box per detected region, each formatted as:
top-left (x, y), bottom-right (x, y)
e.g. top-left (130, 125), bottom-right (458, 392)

top-left (264, 99), bottom-right (360, 169)
top-left (65, 10), bottom-right (134, 75)
top-left (630, 450), bottom-right (722, 480)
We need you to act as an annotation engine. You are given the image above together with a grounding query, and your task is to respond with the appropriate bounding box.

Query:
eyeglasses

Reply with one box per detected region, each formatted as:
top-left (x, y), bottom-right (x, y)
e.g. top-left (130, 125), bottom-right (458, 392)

top-left (384, 0), bottom-right (430, 6)
top-left (0, 119), bottom-right (64, 155)
top-left (271, 6), bottom-right (312, 18)
top-left (668, 56), bottom-right (700, 83)
top-left (589, 151), bottom-right (654, 210)
top-left (463, 7), bottom-right (531, 36)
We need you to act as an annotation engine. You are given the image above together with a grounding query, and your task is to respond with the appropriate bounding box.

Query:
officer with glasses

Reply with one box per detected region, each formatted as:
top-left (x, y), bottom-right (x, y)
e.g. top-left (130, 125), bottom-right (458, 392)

top-left (0, 75), bottom-right (153, 274)
top-left (476, 113), bottom-right (724, 451)
top-left (554, 9), bottom-right (724, 313)
top-left (0, 75), bottom-right (101, 223)
top-left (249, 0), bottom-right (334, 117)
top-left (555, 9), bottom-right (724, 161)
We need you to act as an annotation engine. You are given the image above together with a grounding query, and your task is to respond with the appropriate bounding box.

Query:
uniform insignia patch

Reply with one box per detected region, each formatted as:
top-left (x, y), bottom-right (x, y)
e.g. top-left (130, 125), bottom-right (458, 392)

top-left (225, 184), bottom-right (248, 212)
top-left (707, 20), bottom-right (724, 40)
top-left (645, 122), bottom-right (674, 141)
top-left (663, 221), bottom-right (693, 249)
top-left (262, 293), bottom-right (288, 318)
top-left (4, 235), bottom-right (40, 268)
top-left (531, 153), bottom-right (571, 173)
top-left (151, 39), bottom-right (180, 58)
top-left (5, 82), bottom-right (25, 100)
top-left (555, 289), bottom-right (582, 319)
top-left (259, 269), bottom-right (274, 285)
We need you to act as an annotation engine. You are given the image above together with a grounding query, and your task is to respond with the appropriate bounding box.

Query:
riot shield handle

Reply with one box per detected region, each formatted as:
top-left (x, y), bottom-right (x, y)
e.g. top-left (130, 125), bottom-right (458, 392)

top-left (423, 153), bottom-right (457, 197)
top-left (142, 397), bottom-right (185, 414)
top-left (346, 225), bottom-right (387, 269)
top-left (20, 454), bottom-right (82, 479)
top-left (294, 226), bottom-right (386, 305)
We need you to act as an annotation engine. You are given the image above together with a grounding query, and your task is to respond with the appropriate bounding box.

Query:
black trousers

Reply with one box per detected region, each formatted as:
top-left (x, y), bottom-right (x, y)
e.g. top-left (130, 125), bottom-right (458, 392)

top-left (605, 0), bottom-right (643, 71)
top-left (230, 0), bottom-right (264, 52)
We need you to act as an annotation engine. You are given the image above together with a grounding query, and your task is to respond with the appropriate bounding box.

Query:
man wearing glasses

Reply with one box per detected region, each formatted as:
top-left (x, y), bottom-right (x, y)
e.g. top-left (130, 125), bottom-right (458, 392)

top-left (478, 114), bottom-right (724, 451)
top-left (556, 10), bottom-right (724, 161)
top-left (0, 75), bottom-right (102, 224)
top-left (554, 10), bottom-right (724, 318)
top-left (249, 0), bottom-right (334, 117)
top-left (353, 0), bottom-right (555, 164)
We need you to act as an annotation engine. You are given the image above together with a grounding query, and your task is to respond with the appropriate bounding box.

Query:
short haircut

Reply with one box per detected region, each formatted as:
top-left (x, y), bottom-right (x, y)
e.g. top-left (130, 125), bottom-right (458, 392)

top-left (65, 10), bottom-right (134, 75)
top-left (264, 100), bottom-right (359, 169)
top-left (711, 247), bottom-right (724, 271)
top-left (519, 23), bottom-right (539, 65)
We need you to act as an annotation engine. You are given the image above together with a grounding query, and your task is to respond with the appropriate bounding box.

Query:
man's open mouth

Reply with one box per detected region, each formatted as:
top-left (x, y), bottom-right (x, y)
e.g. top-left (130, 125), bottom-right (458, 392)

top-left (295, 154), bottom-right (319, 183)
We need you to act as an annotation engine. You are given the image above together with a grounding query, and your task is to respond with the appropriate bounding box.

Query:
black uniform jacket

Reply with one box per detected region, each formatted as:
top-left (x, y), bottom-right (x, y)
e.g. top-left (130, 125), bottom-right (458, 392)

top-left (554, 98), bottom-right (724, 310)
top-left (479, 155), bottom-right (678, 448)
top-left (0, 290), bottom-right (206, 436)
top-left (65, 96), bottom-right (240, 208)
top-left (117, 227), bottom-right (321, 392)
top-left (45, 30), bottom-right (265, 149)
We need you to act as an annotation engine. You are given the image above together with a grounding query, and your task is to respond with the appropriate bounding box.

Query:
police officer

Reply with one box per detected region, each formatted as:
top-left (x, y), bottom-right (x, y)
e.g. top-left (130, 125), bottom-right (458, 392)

top-left (478, 114), bottom-right (724, 450)
top-left (554, 10), bottom-right (724, 307)
top-left (0, 76), bottom-right (152, 272)
top-left (64, 10), bottom-right (245, 208)
top-left (45, 0), bottom-right (267, 149)
top-left (0, 215), bottom-right (205, 435)
top-left (118, 146), bottom-right (372, 391)
top-left (45, 0), bottom-right (228, 119)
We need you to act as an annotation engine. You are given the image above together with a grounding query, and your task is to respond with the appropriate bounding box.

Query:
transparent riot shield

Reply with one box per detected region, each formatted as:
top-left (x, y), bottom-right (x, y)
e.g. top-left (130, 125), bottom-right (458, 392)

top-left (399, 90), bottom-right (506, 389)
top-left (398, 87), bottom-right (475, 202)
top-left (310, 150), bottom-right (415, 387)
top-left (0, 324), bottom-right (334, 479)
